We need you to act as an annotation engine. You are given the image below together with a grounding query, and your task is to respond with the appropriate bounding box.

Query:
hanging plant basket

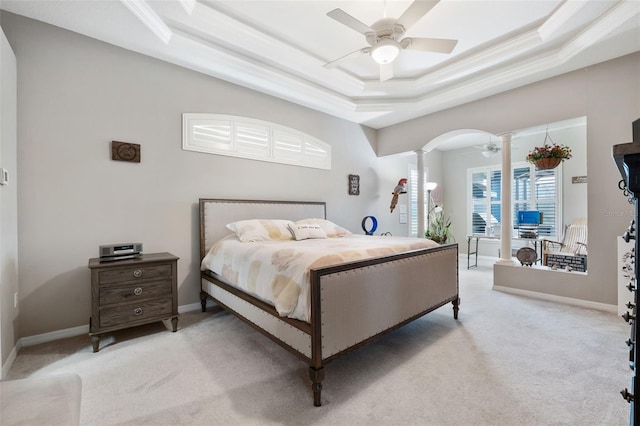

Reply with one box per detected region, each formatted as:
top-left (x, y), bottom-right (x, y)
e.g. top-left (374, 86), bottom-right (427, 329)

top-left (534, 157), bottom-right (563, 170)
top-left (526, 128), bottom-right (572, 170)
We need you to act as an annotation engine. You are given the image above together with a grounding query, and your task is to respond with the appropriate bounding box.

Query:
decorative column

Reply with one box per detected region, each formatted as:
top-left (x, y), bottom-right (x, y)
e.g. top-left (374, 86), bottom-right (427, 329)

top-left (498, 133), bottom-right (514, 264)
top-left (416, 149), bottom-right (426, 238)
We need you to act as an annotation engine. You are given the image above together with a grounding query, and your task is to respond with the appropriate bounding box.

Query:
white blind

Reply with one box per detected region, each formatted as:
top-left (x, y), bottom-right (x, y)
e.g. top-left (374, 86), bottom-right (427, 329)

top-left (470, 162), bottom-right (560, 238)
top-left (534, 168), bottom-right (558, 237)
top-left (236, 123), bottom-right (269, 157)
top-left (190, 120), bottom-right (232, 152)
top-left (408, 165), bottom-right (429, 238)
top-left (183, 113), bottom-right (332, 170)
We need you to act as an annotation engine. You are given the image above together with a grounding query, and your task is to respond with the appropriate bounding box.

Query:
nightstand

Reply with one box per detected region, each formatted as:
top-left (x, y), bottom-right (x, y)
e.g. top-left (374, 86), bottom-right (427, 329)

top-left (88, 252), bottom-right (179, 352)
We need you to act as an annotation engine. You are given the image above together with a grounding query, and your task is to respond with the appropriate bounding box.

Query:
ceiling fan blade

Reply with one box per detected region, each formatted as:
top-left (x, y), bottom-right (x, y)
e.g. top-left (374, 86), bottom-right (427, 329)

top-left (324, 48), bottom-right (368, 69)
top-left (380, 62), bottom-right (394, 82)
top-left (327, 8), bottom-right (373, 35)
top-left (405, 37), bottom-right (458, 54)
top-left (397, 0), bottom-right (440, 31)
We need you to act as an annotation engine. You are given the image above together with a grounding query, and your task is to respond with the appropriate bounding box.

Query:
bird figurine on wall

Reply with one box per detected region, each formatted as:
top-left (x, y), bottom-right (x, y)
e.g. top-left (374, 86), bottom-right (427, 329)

top-left (390, 178), bottom-right (408, 213)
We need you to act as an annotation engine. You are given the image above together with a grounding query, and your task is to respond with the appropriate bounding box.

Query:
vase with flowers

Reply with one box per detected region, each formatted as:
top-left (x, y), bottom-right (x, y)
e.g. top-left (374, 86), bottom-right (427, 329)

top-left (526, 143), bottom-right (572, 170)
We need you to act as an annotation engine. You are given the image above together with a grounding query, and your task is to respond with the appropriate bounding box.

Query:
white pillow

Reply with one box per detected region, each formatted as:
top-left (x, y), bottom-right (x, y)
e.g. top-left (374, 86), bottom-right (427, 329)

top-left (295, 218), bottom-right (351, 238)
top-left (288, 223), bottom-right (327, 241)
top-left (226, 219), bottom-right (295, 242)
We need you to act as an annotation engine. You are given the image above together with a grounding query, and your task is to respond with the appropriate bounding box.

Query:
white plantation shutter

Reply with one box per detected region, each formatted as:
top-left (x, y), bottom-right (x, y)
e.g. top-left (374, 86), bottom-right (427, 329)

top-left (273, 129), bottom-right (302, 162)
top-left (190, 120), bottom-right (232, 152)
top-left (409, 168), bottom-right (419, 237)
top-left (534, 168), bottom-right (558, 237)
top-left (183, 114), bottom-right (331, 170)
top-left (469, 162), bottom-right (560, 238)
top-left (471, 170), bottom-right (489, 234)
top-left (236, 123), bottom-right (269, 157)
top-left (408, 165), bottom-right (429, 238)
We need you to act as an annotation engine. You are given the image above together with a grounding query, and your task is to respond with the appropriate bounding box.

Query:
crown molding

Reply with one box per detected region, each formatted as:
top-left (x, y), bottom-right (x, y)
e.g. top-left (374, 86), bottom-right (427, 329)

top-left (558, 0), bottom-right (640, 63)
top-left (178, 0), bottom-right (196, 16)
top-left (120, 0), bottom-right (172, 44)
top-left (14, 0), bottom-right (628, 128)
top-left (538, 0), bottom-right (588, 41)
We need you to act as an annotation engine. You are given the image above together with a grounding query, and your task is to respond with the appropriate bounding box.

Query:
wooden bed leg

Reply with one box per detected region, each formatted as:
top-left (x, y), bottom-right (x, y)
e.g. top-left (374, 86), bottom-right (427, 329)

top-left (200, 291), bottom-right (208, 312)
top-left (309, 366), bottom-right (325, 407)
top-left (452, 297), bottom-right (460, 320)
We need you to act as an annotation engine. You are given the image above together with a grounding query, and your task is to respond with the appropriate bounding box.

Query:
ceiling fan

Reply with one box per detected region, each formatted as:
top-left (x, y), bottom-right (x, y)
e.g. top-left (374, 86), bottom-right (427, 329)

top-left (474, 140), bottom-right (501, 158)
top-left (324, 0), bottom-right (458, 81)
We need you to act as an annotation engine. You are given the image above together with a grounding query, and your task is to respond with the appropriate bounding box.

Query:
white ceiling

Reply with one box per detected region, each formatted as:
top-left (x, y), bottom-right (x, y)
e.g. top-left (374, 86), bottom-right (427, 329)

top-left (1, 0), bottom-right (640, 131)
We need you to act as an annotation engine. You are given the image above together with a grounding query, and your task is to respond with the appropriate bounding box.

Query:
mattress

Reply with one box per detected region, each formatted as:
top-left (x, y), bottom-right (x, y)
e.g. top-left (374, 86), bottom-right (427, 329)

top-left (200, 234), bottom-right (439, 322)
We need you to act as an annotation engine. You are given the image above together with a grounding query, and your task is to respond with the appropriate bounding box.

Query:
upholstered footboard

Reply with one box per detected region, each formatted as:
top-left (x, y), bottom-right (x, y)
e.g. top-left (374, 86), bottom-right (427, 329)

top-left (308, 243), bottom-right (458, 405)
top-left (313, 243), bottom-right (459, 360)
top-left (200, 243), bottom-right (459, 406)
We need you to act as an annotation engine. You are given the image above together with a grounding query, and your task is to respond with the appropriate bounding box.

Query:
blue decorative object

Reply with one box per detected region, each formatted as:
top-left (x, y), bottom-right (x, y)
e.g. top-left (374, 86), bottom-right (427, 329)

top-left (361, 216), bottom-right (378, 235)
top-left (517, 210), bottom-right (541, 225)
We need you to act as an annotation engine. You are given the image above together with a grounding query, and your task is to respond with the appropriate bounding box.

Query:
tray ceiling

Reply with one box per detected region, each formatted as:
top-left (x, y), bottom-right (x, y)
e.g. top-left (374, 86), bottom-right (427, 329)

top-left (1, 0), bottom-right (639, 129)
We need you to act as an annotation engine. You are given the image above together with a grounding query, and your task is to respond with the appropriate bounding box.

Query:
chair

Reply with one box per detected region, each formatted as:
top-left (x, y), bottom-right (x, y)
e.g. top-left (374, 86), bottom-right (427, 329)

top-left (542, 219), bottom-right (588, 271)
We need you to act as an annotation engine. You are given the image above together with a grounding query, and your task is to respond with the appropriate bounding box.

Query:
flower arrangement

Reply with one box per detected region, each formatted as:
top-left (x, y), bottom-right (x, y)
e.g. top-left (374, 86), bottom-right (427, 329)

top-left (526, 144), bottom-right (572, 164)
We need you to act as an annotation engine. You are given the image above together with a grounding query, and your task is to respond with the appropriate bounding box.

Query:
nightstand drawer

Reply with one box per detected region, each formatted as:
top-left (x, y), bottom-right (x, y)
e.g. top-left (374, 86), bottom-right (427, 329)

top-left (99, 297), bottom-right (172, 328)
top-left (99, 279), bottom-right (172, 305)
top-left (98, 264), bottom-right (171, 284)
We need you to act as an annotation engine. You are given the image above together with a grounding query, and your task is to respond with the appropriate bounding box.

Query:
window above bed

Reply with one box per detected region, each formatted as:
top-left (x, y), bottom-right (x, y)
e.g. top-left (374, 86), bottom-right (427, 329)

top-left (182, 113), bottom-right (332, 170)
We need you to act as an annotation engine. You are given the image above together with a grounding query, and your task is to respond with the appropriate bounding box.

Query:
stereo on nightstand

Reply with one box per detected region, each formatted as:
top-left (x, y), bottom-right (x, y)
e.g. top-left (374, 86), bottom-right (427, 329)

top-left (99, 243), bottom-right (143, 262)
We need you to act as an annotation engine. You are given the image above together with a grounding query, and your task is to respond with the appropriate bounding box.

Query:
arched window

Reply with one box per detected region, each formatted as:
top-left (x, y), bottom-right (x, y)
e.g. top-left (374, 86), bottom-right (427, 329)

top-left (182, 114), bottom-right (331, 170)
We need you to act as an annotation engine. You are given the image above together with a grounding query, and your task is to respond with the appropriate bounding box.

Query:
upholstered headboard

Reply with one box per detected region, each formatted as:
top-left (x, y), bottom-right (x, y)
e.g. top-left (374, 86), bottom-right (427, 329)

top-left (199, 199), bottom-right (326, 258)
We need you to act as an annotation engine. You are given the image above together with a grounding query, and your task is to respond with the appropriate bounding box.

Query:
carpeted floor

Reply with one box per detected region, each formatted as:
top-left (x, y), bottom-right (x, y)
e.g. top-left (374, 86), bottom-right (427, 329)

top-left (5, 256), bottom-right (631, 425)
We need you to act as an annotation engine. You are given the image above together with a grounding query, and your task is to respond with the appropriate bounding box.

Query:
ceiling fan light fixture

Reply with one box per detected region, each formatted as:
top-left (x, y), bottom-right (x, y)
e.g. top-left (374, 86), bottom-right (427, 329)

top-left (371, 39), bottom-right (400, 64)
top-left (482, 149), bottom-right (498, 158)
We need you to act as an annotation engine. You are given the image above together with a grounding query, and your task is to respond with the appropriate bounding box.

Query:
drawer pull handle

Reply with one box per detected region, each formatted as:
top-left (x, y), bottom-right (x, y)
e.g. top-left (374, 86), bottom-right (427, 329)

top-left (133, 287), bottom-right (143, 296)
top-left (134, 307), bottom-right (143, 316)
top-left (133, 269), bottom-right (142, 278)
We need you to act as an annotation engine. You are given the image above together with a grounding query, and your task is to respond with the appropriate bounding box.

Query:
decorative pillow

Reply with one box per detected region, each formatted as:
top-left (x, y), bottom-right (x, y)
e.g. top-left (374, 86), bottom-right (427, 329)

top-left (295, 218), bottom-right (351, 238)
top-left (288, 223), bottom-right (327, 241)
top-left (226, 219), bottom-right (295, 242)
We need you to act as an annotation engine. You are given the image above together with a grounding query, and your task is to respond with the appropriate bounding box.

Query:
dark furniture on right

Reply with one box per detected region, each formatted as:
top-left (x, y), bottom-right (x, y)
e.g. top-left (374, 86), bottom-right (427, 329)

top-left (613, 117), bottom-right (640, 425)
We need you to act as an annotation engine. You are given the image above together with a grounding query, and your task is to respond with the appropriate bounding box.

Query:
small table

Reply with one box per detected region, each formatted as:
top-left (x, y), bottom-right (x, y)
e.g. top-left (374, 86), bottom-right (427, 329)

top-left (88, 252), bottom-right (179, 352)
top-left (466, 235), bottom-right (543, 269)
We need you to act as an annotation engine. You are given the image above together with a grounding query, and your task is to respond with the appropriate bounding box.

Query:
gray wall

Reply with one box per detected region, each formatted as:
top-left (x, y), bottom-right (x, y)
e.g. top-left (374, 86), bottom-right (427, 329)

top-left (0, 26), bottom-right (18, 372)
top-left (0, 12), bottom-right (410, 338)
top-left (378, 52), bottom-right (640, 306)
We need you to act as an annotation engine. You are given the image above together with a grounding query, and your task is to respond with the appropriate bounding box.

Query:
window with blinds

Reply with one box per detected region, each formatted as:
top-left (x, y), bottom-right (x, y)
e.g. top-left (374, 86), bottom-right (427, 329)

top-left (408, 166), bottom-right (430, 237)
top-left (470, 170), bottom-right (501, 235)
top-left (182, 114), bottom-right (331, 170)
top-left (469, 163), bottom-right (560, 238)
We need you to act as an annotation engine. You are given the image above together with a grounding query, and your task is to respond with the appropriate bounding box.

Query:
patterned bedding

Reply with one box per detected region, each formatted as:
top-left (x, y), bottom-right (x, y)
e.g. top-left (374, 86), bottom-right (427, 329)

top-left (200, 234), bottom-right (439, 322)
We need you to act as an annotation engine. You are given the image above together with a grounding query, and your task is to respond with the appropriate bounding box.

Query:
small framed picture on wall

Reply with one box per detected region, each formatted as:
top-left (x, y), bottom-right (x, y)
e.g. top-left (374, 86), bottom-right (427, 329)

top-left (349, 174), bottom-right (360, 195)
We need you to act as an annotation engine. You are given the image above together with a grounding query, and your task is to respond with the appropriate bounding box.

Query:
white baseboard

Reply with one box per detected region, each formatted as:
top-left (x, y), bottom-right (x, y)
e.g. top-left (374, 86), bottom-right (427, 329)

top-left (17, 301), bottom-right (215, 350)
top-left (21, 324), bottom-right (89, 348)
top-left (1, 341), bottom-right (20, 379)
top-left (1, 302), bottom-right (213, 376)
top-left (493, 285), bottom-right (617, 313)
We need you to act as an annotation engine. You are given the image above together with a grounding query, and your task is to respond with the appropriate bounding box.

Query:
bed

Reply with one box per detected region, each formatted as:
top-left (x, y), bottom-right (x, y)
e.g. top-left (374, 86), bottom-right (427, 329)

top-left (199, 198), bottom-right (459, 406)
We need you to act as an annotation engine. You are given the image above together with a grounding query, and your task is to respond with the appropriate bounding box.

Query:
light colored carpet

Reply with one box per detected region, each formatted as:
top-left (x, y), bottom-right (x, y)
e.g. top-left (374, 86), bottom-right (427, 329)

top-left (0, 373), bottom-right (82, 425)
top-left (6, 256), bottom-right (630, 425)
